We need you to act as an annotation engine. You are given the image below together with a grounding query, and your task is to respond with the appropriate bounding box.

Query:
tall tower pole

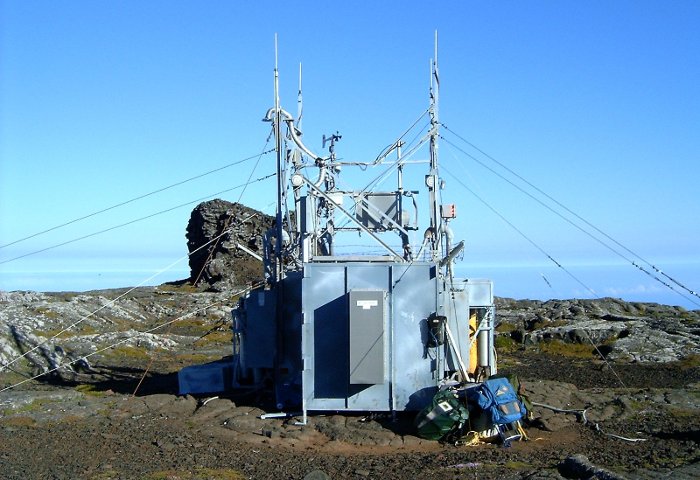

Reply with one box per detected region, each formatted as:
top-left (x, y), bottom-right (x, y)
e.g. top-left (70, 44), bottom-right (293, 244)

top-left (427, 30), bottom-right (442, 260)
top-left (297, 63), bottom-right (303, 130)
top-left (274, 34), bottom-right (284, 281)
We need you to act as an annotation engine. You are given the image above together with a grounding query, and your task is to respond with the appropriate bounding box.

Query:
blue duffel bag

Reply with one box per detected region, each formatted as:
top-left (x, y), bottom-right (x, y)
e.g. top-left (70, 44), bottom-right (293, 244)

top-left (467, 377), bottom-right (526, 425)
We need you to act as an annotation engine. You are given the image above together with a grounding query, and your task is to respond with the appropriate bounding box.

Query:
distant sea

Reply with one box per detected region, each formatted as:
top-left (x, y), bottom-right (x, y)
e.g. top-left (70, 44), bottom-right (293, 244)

top-left (1, 263), bottom-right (698, 311)
top-left (0, 268), bottom-right (191, 294)
top-left (457, 262), bottom-right (700, 311)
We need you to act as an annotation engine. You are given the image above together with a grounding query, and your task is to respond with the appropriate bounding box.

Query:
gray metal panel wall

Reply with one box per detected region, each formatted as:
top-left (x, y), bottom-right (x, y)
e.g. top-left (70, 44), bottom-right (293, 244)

top-left (301, 261), bottom-right (442, 411)
top-left (302, 265), bottom-right (347, 410)
top-left (348, 290), bottom-right (385, 384)
top-left (465, 279), bottom-right (493, 306)
top-left (241, 289), bottom-right (276, 369)
top-left (276, 273), bottom-right (304, 408)
top-left (390, 263), bottom-right (439, 410)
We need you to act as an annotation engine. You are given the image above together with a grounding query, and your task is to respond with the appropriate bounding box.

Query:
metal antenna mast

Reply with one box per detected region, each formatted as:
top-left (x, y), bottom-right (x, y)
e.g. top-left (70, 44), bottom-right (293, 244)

top-left (274, 34), bottom-right (284, 280)
top-left (427, 30), bottom-right (442, 260)
top-left (297, 63), bottom-right (303, 130)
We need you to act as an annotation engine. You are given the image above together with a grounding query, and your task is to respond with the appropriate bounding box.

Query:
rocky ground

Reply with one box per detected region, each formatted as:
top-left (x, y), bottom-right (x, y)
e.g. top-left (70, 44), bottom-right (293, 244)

top-left (0, 286), bottom-right (699, 479)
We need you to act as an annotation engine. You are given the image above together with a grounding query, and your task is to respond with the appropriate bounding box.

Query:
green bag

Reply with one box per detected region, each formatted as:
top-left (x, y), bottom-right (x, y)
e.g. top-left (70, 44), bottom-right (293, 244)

top-left (414, 388), bottom-right (470, 441)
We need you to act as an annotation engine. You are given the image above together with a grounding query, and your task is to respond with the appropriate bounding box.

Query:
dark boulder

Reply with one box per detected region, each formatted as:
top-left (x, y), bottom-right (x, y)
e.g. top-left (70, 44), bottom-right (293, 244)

top-left (186, 199), bottom-right (272, 291)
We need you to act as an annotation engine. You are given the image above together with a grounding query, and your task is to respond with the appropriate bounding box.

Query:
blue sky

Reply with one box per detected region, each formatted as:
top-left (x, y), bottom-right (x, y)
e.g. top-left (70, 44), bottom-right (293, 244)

top-left (1, 1), bottom-right (698, 309)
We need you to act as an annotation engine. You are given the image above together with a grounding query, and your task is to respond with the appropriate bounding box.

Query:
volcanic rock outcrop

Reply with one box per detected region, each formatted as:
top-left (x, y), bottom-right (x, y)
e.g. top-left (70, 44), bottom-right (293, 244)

top-left (186, 199), bottom-right (273, 291)
top-left (495, 297), bottom-right (700, 363)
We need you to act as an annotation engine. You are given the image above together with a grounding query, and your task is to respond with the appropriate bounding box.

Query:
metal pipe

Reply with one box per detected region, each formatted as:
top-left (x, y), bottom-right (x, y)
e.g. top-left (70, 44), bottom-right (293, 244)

top-left (439, 240), bottom-right (464, 268)
top-left (264, 107), bottom-right (322, 161)
top-left (235, 242), bottom-right (263, 262)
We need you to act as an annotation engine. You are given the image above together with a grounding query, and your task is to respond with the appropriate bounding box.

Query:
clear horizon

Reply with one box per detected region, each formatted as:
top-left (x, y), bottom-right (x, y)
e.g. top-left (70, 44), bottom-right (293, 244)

top-left (1, 258), bottom-right (698, 311)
